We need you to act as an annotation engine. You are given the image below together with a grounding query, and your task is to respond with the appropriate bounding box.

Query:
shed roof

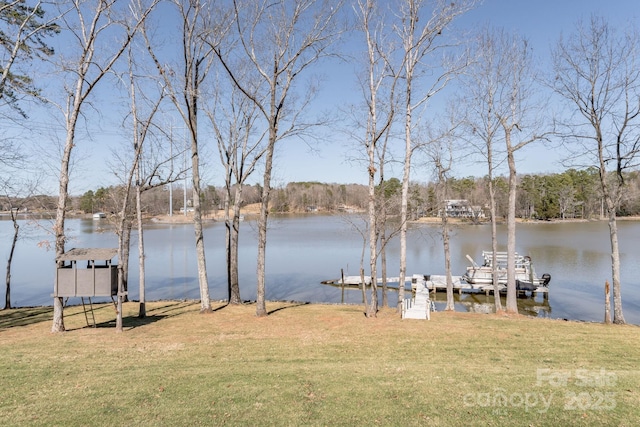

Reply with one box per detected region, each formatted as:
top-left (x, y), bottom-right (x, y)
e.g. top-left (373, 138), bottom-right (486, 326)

top-left (56, 248), bottom-right (118, 262)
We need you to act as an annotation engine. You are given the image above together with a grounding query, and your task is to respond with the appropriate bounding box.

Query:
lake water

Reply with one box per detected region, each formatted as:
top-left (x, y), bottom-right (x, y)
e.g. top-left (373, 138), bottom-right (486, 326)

top-left (1, 214), bottom-right (639, 324)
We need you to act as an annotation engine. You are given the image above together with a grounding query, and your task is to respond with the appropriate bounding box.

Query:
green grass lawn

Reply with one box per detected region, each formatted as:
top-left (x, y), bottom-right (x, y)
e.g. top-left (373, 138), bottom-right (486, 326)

top-left (1, 301), bottom-right (638, 426)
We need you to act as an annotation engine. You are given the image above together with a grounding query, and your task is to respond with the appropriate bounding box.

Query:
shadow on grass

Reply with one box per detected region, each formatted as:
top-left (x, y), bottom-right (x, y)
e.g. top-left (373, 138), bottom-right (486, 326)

top-left (179, 301), bottom-right (231, 314)
top-left (70, 301), bottom-right (201, 331)
top-left (267, 301), bottom-right (310, 315)
top-left (142, 300), bottom-right (201, 317)
top-left (90, 314), bottom-right (167, 330)
top-left (0, 301), bottom-right (204, 332)
top-left (0, 300), bottom-right (310, 331)
top-left (0, 307), bottom-right (52, 330)
top-left (209, 300), bottom-right (310, 315)
top-left (0, 304), bottom-right (120, 331)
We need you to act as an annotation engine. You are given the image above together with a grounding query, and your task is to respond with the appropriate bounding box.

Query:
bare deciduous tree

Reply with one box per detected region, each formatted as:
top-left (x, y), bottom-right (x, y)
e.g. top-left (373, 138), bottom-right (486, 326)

top-left (117, 42), bottom-right (167, 322)
top-left (207, 80), bottom-right (267, 305)
top-left (432, 144), bottom-right (455, 310)
top-left (460, 27), bottom-right (509, 312)
top-left (552, 16), bottom-right (640, 324)
top-left (2, 182), bottom-right (23, 310)
top-left (213, 0), bottom-right (342, 317)
top-left (421, 112), bottom-right (462, 311)
top-left (463, 28), bottom-right (548, 313)
top-left (142, 0), bottom-right (227, 313)
top-left (350, 0), bottom-right (400, 317)
top-left (394, 0), bottom-right (474, 314)
top-left (51, 0), bottom-right (158, 332)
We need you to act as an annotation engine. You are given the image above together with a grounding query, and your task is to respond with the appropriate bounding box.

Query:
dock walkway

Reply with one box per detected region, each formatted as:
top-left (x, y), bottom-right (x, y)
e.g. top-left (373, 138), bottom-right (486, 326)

top-left (402, 275), bottom-right (431, 320)
top-left (322, 274), bottom-right (548, 296)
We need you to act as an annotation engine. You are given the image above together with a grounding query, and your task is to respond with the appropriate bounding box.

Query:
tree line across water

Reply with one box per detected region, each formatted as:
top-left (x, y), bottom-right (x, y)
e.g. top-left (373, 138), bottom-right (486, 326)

top-left (13, 166), bottom-right (632, 221)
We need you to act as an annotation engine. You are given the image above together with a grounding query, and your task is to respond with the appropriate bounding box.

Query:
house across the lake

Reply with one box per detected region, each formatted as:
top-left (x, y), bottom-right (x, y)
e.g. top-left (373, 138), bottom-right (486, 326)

top-left (441, 200), bottom-right (485, 219)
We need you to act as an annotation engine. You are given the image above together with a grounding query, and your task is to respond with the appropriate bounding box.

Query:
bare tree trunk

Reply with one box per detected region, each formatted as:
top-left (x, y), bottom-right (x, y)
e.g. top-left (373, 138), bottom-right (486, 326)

top-left (189, 59), bottom-right (211, 314)
top-left (4, 210), bottom-right (18, 310)
top-left (599, 145), bottom-right (625, 324)
top-left (122, 221), bottom-right (132, 303)
top-left (116, 197), bottom-right (134, 332)
top-left (223, 182), bottom-right (232, 301)
top-left (190, 138), bottom-right (211, 313)
top-left (192, 199), bottom-right (210, 311)
top-left (434, 159), bottom-right (455, 311)
top-left (505, 144), bottom-right (518, 313)
top-left (398, 31), bottom-right (413, 313)
top-left (52, 106), bottom-right (78, 332)
top-left (229, 185), bottom-right (243, 304)
top-left (360, 267), bottom-right (367, 307)
top-left (488, 170), bottom-right (502, 313)
top-left (222, 177), bottom-right (242, 305)
top-left (606, 199), bottom-right (625, 324)
top-left (136, 170), bottom-right (146, 318)
top-left (604, 280), bottom-right (611, 324)
top-left (378, 145), bottom-right (389, 309)
top-left (398, 103), bottom-right (410, 313)
top-left (366, 159), bottom-right (378, 318)
top-left (442, 212), bottom-right (454, 311)
top-left (380, 228), bottom-right (388, 308)
top-left (256, 137), bottom-right (275, 317)
top-left (116, 219), bottom-right (131, 332)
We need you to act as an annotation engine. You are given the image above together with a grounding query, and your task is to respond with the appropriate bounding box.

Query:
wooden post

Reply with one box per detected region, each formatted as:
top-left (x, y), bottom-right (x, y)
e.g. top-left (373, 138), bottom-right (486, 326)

top-left (604, 280), bottom-right (611, 324)
top-left (340, 268), bottom-right (345, 304)
top-left (360, 268), bottom-right (366, 304)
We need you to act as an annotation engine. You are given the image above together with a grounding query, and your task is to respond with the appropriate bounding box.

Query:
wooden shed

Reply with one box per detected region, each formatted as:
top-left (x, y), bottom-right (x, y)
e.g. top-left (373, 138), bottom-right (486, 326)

top-left (55, 248), bottom-right (118, 298)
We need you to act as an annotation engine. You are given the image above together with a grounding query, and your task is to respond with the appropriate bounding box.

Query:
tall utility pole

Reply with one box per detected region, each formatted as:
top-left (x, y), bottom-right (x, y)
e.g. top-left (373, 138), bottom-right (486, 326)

top-left (183, 131), bottom-right (187, 216)
top-left (169, 122), bottom-right (173, 216)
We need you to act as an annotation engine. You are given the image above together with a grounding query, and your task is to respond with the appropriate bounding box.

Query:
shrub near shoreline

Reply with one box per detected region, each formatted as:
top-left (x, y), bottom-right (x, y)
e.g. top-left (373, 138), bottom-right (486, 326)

top-left (1, 301), bottom-right (638, 426)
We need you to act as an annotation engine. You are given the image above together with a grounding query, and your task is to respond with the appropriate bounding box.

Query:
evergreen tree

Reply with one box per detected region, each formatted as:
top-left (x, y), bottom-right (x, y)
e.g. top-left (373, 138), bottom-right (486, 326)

top-left (0, 0), bottom-right (58, 116)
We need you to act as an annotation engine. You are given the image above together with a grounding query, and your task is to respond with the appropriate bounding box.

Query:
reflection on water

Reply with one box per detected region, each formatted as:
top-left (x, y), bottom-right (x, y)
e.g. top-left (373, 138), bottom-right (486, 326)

top-left (1, 215), bottom-right (639, 324)
top-left (324, 281), bottom-right (551, 318)
top-left (432, 292), bottom-right (551, 318)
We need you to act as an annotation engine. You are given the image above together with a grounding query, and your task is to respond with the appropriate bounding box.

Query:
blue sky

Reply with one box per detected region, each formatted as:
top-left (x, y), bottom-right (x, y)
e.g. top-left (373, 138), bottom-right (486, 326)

top-left (269, 0), bottom-right (640, 187)
top-left (30, 0), bottom-right (640, 195)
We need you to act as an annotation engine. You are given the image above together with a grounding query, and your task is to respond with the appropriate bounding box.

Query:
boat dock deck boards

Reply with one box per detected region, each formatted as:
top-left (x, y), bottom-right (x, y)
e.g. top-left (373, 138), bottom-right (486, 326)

top-left (425, 274), bottom-right (548, 296)
top-left (402, 277), bottom-right (430, 320)
top-left (321, 274), bottom-right (549, 297)
top-left (320, 276), bottom-right (410, 286)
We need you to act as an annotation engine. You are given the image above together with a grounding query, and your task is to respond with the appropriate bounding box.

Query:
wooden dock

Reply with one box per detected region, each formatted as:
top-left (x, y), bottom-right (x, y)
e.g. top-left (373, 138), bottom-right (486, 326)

top-left (424, 274), bottom-right (549, 297)
top-left (402, 277), bottom-right (431, 320)
top-left (321, 275), bottom-right (411, 287)
top-left (321, 273), bottom-right (549, 320)
top-left (321, 273), bottom-right (549, 298)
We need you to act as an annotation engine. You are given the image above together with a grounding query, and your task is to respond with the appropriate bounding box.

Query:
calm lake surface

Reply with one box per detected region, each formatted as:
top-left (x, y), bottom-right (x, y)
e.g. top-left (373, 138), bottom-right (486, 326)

top-left (1, 214), bottom-right (639, 324)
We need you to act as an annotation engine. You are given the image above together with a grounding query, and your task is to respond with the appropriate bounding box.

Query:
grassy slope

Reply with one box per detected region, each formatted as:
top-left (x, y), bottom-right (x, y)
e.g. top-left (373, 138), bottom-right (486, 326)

top-left (1, 301), bottom-right (638, 426)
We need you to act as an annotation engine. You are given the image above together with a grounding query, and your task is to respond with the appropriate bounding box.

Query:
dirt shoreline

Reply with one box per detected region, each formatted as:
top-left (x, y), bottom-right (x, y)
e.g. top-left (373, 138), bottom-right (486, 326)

top-left (413, 215), bottom-right (640, 224)
top-left (43, 207), bottom-right (638, 224)
top-left (148, 212), bottom-right (640, 225)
